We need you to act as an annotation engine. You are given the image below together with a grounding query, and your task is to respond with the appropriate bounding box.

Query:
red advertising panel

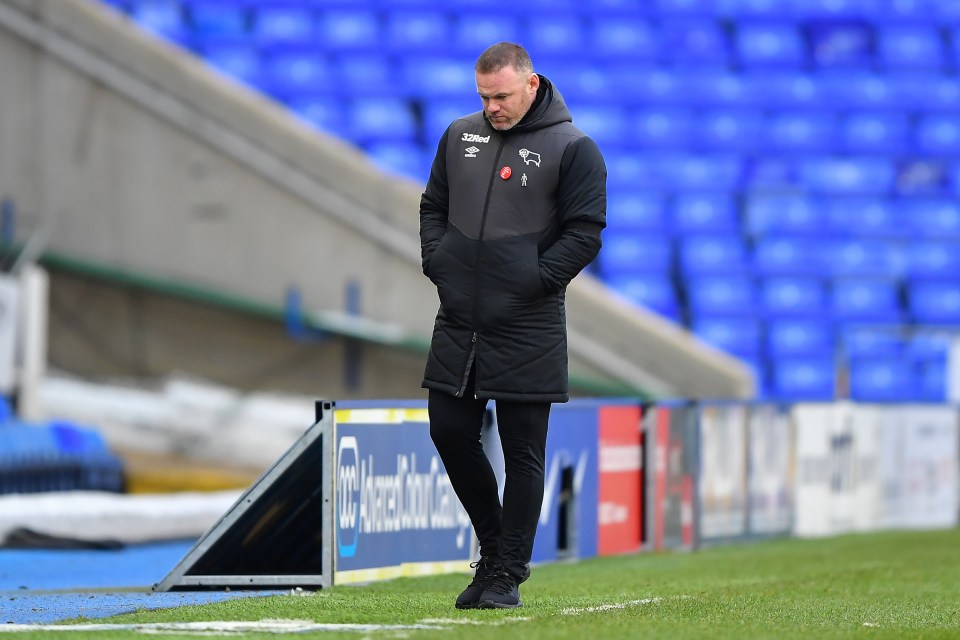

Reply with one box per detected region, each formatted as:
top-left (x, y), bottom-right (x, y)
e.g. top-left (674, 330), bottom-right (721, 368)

top-left (648, 405), bottom-right (697, 551)
top-left (598, 405), bottom-right (643, 556)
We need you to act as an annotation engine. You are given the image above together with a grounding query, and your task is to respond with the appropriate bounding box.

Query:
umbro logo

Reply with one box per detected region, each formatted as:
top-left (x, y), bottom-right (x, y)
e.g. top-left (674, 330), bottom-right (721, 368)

top-left (464, 146), bottom-right (479, 158)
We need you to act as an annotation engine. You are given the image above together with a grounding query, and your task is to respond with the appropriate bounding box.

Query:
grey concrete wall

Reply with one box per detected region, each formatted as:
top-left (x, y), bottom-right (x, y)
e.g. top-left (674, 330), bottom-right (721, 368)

top-left (0, 0), bottom-right (755, 399)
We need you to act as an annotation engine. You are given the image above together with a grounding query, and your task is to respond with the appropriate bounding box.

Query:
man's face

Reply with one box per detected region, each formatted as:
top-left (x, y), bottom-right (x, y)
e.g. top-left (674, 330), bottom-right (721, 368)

top-left (476, 66), bottom-right (539, 131)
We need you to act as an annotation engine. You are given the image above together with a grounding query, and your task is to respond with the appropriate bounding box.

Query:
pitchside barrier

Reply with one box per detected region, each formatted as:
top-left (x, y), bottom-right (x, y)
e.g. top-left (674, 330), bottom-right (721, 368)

top-left (155, 398), bottom-right (960, 591)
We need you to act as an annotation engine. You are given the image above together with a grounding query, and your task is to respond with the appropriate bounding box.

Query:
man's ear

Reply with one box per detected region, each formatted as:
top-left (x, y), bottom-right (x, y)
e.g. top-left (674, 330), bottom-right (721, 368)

top-left (528, 73), bottom-right (540, 94)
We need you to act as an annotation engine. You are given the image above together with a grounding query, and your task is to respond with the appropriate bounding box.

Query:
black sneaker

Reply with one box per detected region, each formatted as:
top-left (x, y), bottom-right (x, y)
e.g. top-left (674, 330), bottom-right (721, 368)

top-left (476, 566), bottom-right (522, 609)
top-left (455, 557), bottom-right (497, 610)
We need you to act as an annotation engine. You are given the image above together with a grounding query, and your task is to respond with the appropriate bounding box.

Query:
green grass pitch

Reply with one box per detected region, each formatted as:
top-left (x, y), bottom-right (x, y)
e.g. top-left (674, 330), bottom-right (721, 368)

top-left (9, 528), bottom-right (960, 639)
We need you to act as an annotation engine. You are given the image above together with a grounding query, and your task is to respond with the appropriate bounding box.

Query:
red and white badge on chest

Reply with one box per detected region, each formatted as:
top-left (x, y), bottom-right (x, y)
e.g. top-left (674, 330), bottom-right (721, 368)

top-left (500, 166), bottom-right (512, 180)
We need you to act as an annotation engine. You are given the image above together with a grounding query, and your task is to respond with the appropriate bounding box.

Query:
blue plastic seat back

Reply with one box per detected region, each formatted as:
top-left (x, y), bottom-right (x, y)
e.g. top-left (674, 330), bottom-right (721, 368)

top-left (798, 156), bottom-right (895, 194)
top-left (252, 4), bottom-right (317, 44)
top-left (765, 111), bottom-right (836, 152)
top-left (768, 356), bottom-right (836, 400)
top-left (828, 239), bottom-right (904, 277)
top-left (849, 357), bottom-right (918, 401)
top-left (600, 233), bottom-right (674, 275)
top-left (632, 109), bottom-right (694, 149)
top-left (382, 11), bottom-right (451, 53)
top-left (314, 9), bottom-right (380, 51)
top-left (698, 110), bottom-right (765, 150)
top-left (766, 319), bottom-right (835, 357)
top-left (908, 280), bottom-right (960, 324)
top-left (662, 20), bottom-right (731, 66)
top-left (678, 234), bottom-right (750, 275)
top-left (606, 275), bottom-right (681, 319)
top-left (903, 241), bottom-right (960, 278)
top-left (823, 198), bottom-right (898, 237)
top-left (452, 14), bottom-right (523, 56)
top-left (188, 1), bottom-right (248, 38)
top-left (830, 278), bottom-right (903, 321)
top-left (753, 236), bottom-right (828, 276)
top-left (900, 199), bottom-right (960, 238)
top-left (589, 18), bottom-right (660, 61)
top-left (685, 275), bottom-right (758, 315)
top-left (606, 191), bottom-right (670, 233)
top-left (760, 277), bottom-right (828, 317)
top-left (915, 115), bottom-right (960, 155)
top-left (672, 194), bottom-right (739, 234)
top-left (735, 23), bottom-right (806, 67)
top-left (745, 195), bottom-right (823, 237)
top-left (876, 26), bottom-right (947, 70)
top-left (807, 20), bottom-right (873, 68)
top-left (841, 112), bottom-right (910, 153)
top-left (691, 316), bottom-right (762, 357)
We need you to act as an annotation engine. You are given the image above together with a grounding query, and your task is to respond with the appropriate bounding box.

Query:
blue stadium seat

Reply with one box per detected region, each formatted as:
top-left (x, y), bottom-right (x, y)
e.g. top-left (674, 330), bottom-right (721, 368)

top-left (187, 1), bottom-right (247, 38)
top-left (735, 23), bottom-right (806, 67)
top-left (672, 194), bottom-right (739, 234)
top-left (422, 98), bottom-right (479, 145)
top-left (752, 237), bottom-right (828, 276)
top-left (631, 109), bottom-right (693, 148)
top-left (743, 158), bottom-right (798, 190)
top-left (807, 21), bottom-right (873, 68)
top-left (697, 110), bottom-right (764, 150)
top-left (760, 277), bottom-right (828, 317)
top-left (798, 156), bottom-right (895, 194)
top-left (724, 0), bottom-right (796, 20)
top-left (679, 72), bottom-right (752, 107)
top-left (818, 72), bottom-right (895, 109)
top-left (849, 357), bottom-right (917, 401)
top-left (900, 199), bottom-right (960, 238)
top-left (451, 15), bottom-right (523, 56)
top-left (685, 276), bottom-right (758, 316)
top-left (828, 239), bottom-right (904, 277)
top-left (896, 159), bottom-right (951, 197)
top-left (130, 0), bottom-right (188, 40)
top-left (314, 9), bottom-right (380, 50)
top-left (364, 142), bottom-right (431, 184)
top-left (589, 18), bottom-right (660, 61)
top-left (908, 280), bottom-right (960, 324)
top-left (823, 198), bottom-right (898, 237)
top-left (333, 54), bottom-right (396, 97)
top-left (525, 16), bottom-right (587, 57)
top-left (766, 319), bottom-right (835, 357)
top-left (765, 111), bottom-right (836, 152)
top-left (285, 95), bottom-right (346, 134)
top-left (876, 26), bottom-right (947, 69)
top-left (382, 11), bottom-right (451, 53)
top-left (745, 195), bottom-right (824, 237)
top-left (600, 234), bottom-right (673, 275)
top-left (742, 72), bottom-right (822, 109)
top-left (346, 98), bottom-right (418, 144)
top-left (915, 115), bottom-right (960, 155)
top-left (401, 57), bottom-right (476, 98)
top-left (252, 4), bottom-right (316, 44)
top-left (889, 74), bottom-right (960, 113)
top-left (799, 0), bottom-right (882, 17)
top-left (918, 358), bottom-right (947, 402)
top-left (568, 105), bottom-right (629, 148)
top-left (664, 155), bottom-right (742, 190)
top-left (655, 0), bottom-right (723, 14)
top-left (841, 327), bottom-right (903, 357)
top-left (605, 152), bottom-right (664, 190)
top-left (260, 47), bottom-right (333, 93)
top-left (768, 357), bottom-right (836, 400)
top-left (661, 20), bottom-right (730, 66)
top-left (198, 42), bottom-right (262, 86)
top-left (613, 66), bottom-right (680, 105)
top-left (830, 278), bottom-right (903, 322)
top-left (606, 275), bottom-right (681, 319)
top-left (871, 0), bottom-right (941, 22)
top-left (678, 234), bottom-right (750, 274)
top-left (606, 191), bottom-right (670, 233)
top-left (543, 65), bottom-right (613, 101)
top-left (903, 241), bottom-right (960, 278)
top-left (841, 112), bottom-right (910, 153)
top-left (691, 316), bottom-right (762, 357)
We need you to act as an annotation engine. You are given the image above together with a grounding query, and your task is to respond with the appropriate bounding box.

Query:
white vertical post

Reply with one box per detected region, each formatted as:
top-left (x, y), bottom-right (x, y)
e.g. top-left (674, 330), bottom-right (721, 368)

top-left (17, 264), bottom-right (48, 421)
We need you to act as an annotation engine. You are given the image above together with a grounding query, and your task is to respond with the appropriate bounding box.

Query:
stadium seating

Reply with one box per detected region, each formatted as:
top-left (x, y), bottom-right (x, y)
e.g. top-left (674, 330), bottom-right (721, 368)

top-left (100, 0), bottom-right (960, 401)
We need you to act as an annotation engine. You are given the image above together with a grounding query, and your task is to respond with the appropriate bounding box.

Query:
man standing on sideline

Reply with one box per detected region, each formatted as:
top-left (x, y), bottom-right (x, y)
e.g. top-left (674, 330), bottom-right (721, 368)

top-left (419, 42), bottom-right (606, 609)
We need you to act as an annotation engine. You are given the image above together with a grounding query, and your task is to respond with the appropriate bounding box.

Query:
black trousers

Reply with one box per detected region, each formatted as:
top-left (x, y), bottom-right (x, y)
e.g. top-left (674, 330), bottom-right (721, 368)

top-left (428, 373), bottom-right (551, 581)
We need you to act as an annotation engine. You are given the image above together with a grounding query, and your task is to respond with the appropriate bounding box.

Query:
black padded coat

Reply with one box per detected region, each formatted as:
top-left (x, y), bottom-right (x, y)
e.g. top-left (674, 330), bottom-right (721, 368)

top-left (419, 76), bottom-right (606, 402)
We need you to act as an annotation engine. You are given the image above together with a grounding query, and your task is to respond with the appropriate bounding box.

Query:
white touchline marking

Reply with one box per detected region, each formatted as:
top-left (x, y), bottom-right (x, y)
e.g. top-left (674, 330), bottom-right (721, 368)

top-left (561, 597), bottom-right (662, 615)
top-left (0, 620), bottom-right (448, 634)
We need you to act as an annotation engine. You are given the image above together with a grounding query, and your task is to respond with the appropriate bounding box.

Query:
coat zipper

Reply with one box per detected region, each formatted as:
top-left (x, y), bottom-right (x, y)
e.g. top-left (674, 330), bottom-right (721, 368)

top-left (455, 136), bottom-right (506, 398)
